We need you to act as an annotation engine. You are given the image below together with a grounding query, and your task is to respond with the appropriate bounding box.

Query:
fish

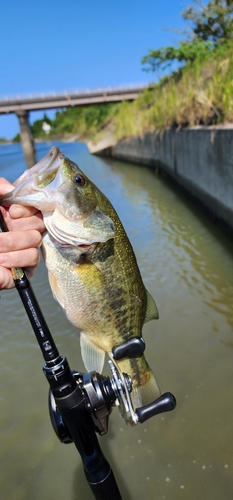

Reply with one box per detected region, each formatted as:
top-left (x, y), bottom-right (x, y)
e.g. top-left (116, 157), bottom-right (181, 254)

top-left (1, 146), bottom-right (160, 422)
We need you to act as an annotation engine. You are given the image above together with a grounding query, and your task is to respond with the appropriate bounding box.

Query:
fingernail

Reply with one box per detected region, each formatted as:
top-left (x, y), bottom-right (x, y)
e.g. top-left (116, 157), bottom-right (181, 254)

top-left (0, 254), bottom-right (7, 263)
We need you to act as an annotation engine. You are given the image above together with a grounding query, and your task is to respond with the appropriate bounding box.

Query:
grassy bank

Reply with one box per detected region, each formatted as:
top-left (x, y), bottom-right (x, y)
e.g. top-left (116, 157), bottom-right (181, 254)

top-left (13, 41), bottom-right (233, 146)
top-left (28, 103), bottom-right (120, 143)
top-left (111, 42), bottom-right (233, 142)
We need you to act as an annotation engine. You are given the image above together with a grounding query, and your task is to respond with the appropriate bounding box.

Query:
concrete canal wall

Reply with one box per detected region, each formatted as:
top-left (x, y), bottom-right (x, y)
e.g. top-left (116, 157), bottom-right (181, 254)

top-left (93, 127), bottom-right (233, 235)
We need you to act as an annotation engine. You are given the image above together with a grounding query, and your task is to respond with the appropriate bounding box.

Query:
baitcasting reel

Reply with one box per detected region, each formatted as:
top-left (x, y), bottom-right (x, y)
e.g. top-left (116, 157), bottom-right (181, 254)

top-left (48, 336), bottom-right (176, 441)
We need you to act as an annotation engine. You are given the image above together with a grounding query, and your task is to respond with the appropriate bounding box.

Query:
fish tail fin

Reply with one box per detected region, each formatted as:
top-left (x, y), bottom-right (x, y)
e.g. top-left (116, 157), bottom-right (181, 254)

top-left (114, 359), bottom-right (161, 424)
top-left (130, 366), bottom-right (161, 412)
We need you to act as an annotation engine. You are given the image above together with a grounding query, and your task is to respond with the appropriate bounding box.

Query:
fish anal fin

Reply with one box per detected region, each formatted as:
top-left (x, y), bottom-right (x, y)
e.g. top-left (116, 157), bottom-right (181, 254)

top-left (144, 289), bottom-right (159, 323)
top-left (131, 366), bottom-right (160, 408)
top-left (80, 332), bottom-right (105, 373)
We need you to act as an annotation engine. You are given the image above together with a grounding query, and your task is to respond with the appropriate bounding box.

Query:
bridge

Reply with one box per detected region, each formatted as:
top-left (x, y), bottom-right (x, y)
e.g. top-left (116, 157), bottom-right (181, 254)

top-left (0, 86), bottom-right (146, 114)
top-left (0, 85), bottom-right (146, 167)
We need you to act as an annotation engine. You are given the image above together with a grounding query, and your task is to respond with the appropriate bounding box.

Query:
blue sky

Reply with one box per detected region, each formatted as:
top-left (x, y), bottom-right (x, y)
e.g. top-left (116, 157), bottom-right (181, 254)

top-left (1, 0), bottom-right (194, 139)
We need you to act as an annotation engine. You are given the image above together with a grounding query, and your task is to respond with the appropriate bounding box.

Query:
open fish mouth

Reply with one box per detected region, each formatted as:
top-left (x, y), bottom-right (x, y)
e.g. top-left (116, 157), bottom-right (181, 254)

top-left (14, 146), bottom-right (63, 187)
top-left (1, 145), bottom-right (115, 248)
top-left (4, 146), bottom-right (67, 211)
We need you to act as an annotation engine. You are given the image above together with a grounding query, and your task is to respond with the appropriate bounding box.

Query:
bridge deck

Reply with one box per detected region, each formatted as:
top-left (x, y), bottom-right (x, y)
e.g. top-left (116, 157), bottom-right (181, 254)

top-left (0, 85), bottom-right (146, 114)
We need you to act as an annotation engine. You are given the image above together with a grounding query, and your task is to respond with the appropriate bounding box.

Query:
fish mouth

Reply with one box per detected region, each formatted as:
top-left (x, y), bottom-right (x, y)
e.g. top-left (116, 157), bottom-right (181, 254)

top-left (5, 147), bottom-right (66, 210)
top-left (3, 146), bottom-right (115, 249)
top-left (14, 146), bottom-right (63, 187)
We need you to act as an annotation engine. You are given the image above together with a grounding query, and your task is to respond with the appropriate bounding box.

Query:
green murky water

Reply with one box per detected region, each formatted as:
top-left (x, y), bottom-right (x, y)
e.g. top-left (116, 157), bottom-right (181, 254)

top-left (0, 142), bottom-right (232, 499)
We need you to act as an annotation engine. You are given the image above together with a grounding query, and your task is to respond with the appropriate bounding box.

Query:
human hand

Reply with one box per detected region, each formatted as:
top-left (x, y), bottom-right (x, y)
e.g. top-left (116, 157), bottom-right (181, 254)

top-left (0, 178), bottom-right (45, 289)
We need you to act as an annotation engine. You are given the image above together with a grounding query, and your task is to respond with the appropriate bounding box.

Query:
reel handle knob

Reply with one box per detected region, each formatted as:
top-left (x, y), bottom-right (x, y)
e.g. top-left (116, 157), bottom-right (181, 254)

top-left (136, 392), bottom-right (176, 423)
top-left (112, 337), bottom-right (145, 360)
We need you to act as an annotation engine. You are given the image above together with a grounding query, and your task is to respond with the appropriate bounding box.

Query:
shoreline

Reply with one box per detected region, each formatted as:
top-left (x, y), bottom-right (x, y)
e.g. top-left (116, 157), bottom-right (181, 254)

top-left (90, 126), bottom-right (233, 237)
top-left (2, 128), bottom-right (233, 238)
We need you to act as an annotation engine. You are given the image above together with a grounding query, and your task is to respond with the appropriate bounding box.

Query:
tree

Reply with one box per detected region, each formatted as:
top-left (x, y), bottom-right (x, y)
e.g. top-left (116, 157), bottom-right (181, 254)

top-left (183, 0), bottom-right (233, 45)
top-left (141, 39), bottom-right (212, 73)
top-left (141, 0), bottom-right (233, 73)
top-left (31, 113), bottom-right (52, 138)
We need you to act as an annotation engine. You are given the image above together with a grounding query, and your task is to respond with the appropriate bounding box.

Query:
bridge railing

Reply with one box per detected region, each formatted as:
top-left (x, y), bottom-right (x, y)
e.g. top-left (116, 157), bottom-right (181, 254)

top-left (0, 84), bottom-right (148, 112)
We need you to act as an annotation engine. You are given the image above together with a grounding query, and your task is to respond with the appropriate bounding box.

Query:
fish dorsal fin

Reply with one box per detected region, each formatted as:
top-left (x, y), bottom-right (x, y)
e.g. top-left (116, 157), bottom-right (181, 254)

top-left (144, 289), bottom-right (159, 323)
top-left (80, 332), bottom-right (105, 373)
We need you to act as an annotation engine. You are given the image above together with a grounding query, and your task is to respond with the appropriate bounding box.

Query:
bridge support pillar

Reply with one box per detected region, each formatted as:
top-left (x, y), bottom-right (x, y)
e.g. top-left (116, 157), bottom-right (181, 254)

top-left (16, 110), bottom-right (36, 168)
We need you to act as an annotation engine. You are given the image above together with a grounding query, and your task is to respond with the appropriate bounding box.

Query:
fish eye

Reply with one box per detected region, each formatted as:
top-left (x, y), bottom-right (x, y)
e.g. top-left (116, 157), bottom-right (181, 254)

top-left (73, 174), bottom-right (85, 186)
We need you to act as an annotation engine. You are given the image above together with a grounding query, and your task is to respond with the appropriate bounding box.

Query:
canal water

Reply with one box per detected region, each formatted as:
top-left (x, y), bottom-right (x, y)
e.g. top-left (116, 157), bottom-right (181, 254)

top-left (0, 141), bottom-right (232, 500)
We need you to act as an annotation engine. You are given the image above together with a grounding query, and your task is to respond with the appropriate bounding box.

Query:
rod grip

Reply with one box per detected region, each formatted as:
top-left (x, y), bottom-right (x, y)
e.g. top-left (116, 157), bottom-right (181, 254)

top-left (88, 468), bottom-right (122, 500)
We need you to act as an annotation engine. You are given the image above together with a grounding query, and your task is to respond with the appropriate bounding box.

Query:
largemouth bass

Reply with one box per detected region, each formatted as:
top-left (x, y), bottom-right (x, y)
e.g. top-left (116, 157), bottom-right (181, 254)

top-left (1, 146), bottom-right (160, 422)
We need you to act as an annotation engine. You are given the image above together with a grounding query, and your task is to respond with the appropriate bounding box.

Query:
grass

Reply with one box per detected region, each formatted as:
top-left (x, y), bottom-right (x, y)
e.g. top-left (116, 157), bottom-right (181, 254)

top-left (28, 42), bottom-right (233, 145)
top-left (111, 42), bottom-right (233, 142)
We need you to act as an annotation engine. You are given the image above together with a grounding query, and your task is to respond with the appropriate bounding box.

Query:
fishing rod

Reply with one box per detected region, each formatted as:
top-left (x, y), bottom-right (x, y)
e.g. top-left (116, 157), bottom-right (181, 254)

top-left (0, 210), bottom-right (176, 500)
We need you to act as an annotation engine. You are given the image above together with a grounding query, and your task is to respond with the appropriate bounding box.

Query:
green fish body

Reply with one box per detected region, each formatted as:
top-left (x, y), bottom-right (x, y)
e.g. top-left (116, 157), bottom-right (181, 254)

top-left (1, 146), bottom-right (160, 422)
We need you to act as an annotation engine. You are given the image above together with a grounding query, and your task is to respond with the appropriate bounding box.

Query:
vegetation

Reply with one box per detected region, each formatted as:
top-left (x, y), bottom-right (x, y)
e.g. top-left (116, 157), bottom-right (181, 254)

top-left (51, 104), bottom-right (118, 138)
top-left (113, 0), bottom-right (233, 140)
top-left (113, 42), bottom-right (233, 139)
top-left (12, 133), bottom-right (20, 142)
top-left (31, 114), bottom-right (52, 138)
top-left (142, 0), bottom-right (233, 73)
top-left (27, 104), bottom-right (119, 143)
top-left (26, 1), bottom-right (233, 144)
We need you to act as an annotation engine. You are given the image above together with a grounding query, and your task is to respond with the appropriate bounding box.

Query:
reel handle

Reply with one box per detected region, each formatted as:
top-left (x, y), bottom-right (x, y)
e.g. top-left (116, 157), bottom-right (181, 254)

top-left (136, 392), bottom-right (176, 423)
top-left (112, 337), bottom-right (177, 424)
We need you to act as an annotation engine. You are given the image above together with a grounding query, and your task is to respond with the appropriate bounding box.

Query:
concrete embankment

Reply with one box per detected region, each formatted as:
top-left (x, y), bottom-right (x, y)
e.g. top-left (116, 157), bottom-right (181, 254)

top-left (90, 127), bottom-right (233, 236)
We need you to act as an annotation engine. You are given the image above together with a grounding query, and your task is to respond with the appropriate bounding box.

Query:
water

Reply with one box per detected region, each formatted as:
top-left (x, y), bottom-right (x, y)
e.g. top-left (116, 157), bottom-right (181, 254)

top-left (0, 142), bottom-right (233, 500)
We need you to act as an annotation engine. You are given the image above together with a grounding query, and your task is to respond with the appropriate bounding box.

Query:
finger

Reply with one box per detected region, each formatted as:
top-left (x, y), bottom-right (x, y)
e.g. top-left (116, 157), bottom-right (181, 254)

top-left (0, 267), bottom-right (15, 289)
top-left (23, 265), bottom-right (37, 279)
top-left (0, 178), bottom-right (14, 195)
top-left (0, 230), bottom-right (42, 253)
top-left (0, 248), bottom-right (40, 269)
top-left (9, 204), bottom-right (40, 219)
top-left (3, 212), bottom-right (45, 232)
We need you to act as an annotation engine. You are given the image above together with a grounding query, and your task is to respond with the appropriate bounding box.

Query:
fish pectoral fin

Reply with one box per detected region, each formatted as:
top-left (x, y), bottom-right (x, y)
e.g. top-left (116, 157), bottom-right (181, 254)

top-left (83, 209), bottom-right (114, 239)
top-left (48, 270), bottom-right (65, 309)
top-left (76, 262), bottom-right (105, 289)
top-left (144, 289), bottom-right (159, 322)
top-left (80, 332), bottom-right (105, 373)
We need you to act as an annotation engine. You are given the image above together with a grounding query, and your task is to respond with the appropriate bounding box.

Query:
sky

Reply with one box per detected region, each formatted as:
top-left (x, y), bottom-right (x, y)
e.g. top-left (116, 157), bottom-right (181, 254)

top-left (0, 0), bottom-right (195, 139)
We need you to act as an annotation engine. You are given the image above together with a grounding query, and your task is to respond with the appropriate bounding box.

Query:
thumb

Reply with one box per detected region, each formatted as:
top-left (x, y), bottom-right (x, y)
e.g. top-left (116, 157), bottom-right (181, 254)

top-left (0, 178), bottom-right (14, 196)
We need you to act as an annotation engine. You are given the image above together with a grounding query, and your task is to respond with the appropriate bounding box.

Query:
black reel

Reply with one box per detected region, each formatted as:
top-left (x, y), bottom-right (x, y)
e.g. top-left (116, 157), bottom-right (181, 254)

top-left (48, 337), bottom-right (176, 442)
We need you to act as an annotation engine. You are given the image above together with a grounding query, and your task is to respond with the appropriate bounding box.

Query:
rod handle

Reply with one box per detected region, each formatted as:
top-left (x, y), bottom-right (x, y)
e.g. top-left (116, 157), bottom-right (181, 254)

top-left (88, 468), bottom-right (122, 500)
